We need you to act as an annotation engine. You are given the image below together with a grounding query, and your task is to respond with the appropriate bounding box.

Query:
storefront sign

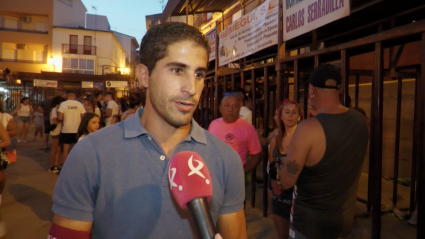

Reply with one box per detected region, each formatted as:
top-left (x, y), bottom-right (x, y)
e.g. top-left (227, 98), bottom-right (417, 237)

top-left (82, 81), bottom-right (93, 89)
top-left (106, 81), bottom-right (127, 88)
top-left (218, 0), bottom-right (276, 66)
top-left (34, 79), bottom-right (58, 88)
top-left (94, 82), bottom-right (104, 89)
top-left (283, 0), bottom-right (350, 41)
top-left (205, 27), bottom-right (217, 61)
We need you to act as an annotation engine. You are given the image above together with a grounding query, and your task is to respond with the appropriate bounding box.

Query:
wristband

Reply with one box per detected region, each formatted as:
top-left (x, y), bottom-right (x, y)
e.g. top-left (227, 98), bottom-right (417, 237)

top-left (48, 223), bottom-right (91, 239)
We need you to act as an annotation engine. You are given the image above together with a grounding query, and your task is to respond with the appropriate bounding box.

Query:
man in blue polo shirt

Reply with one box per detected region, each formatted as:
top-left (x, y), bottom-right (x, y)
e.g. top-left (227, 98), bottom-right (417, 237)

top-left (49, 22), bottom-right (247, 239)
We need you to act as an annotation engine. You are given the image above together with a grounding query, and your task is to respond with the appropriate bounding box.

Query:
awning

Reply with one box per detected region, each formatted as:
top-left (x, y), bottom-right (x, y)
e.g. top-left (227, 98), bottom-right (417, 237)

top-left (161, 0), bottom-right (238, 23)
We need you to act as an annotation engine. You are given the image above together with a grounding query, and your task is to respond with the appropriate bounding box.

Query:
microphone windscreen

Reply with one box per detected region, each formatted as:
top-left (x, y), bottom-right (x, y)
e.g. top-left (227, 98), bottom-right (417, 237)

top-left (168, 151), bottom-right (213, 209)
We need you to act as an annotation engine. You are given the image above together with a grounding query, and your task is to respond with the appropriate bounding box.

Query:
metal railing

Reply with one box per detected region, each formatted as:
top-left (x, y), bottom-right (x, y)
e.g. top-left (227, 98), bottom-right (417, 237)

top-left (62, 44), bottom-right (96, 55)
top-left (0, 27), bottom-right (48, 34)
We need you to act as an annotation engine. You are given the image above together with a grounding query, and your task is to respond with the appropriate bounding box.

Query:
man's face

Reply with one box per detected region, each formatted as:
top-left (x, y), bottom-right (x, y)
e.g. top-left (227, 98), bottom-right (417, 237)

top-left (220, 96), bottom-right (240, 123)
top-left (104, 95), bottom-right (111, 102)
top-left (146, 41), bottom-right (207, 127)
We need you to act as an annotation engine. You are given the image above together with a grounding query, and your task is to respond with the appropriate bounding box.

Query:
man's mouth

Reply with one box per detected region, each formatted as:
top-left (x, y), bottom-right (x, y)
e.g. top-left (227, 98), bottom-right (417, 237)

top-left (175, 101), bottom-right (194, 107)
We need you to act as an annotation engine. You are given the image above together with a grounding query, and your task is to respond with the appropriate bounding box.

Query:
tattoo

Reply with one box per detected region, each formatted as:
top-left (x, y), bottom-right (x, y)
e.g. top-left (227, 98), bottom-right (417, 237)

top-left (286, 160), bottom-right (300, 176)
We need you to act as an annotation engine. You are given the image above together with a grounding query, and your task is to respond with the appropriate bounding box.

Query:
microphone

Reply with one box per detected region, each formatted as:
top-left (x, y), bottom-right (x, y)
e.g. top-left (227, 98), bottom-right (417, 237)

top-left (168, 151), bottom-right (217, 239)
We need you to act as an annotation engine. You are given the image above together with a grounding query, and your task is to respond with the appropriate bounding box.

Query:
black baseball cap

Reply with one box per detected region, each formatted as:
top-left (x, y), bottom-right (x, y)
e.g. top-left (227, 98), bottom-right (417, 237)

top-left (307, 64), bottom-right (341, 90)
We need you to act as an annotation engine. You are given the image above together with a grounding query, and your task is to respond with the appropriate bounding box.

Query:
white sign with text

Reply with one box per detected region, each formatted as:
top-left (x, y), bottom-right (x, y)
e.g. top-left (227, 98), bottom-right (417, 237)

top-left (205, 27), bottom-right (217, 62)
top-left (283, 0), bottom-right (350, 41)
top-left (34, 79), bottom-right (58, 88)
top-left (218, 0), bottom-right (277, 66)
top-left (82, 81), bottom-right (93, 89)
top-left (106, 81), bottom-right (128, 88)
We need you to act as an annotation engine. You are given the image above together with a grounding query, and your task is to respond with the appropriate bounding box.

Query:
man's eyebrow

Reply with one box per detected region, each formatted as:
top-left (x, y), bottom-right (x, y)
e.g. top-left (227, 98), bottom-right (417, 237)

top-left (165, 62), bottom-right (188, 68)
top-left (165, 62), bottom-right (207, 73)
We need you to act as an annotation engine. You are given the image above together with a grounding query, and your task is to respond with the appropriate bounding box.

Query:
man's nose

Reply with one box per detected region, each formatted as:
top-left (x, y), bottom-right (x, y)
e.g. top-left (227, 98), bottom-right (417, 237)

top-left (182, 74), bottom-right (196, 96)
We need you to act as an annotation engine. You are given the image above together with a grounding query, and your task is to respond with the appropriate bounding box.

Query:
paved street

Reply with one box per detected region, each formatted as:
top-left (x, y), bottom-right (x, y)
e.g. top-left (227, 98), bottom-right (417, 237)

top-left (0, 125), bottom-right (417, 239)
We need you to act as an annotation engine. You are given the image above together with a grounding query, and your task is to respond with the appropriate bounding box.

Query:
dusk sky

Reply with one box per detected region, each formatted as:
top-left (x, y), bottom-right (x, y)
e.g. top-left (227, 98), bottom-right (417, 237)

top-left (82, 0), bottom-right (164, 45)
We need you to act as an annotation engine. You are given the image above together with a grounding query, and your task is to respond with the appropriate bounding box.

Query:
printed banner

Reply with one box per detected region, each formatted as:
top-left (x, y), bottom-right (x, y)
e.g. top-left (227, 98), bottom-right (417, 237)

top-left (205, 27), bottom-right (217, 62)
top-left (106, 81), bottom-right (128, 88)
top-left (283, 0), bottom-right (350, 41)
top-left (218, 0), bottom-right (277, 66)
top-left (82, 81), bottom-right (93, 89)
top-left (33, 79), bottom-right (58, 88)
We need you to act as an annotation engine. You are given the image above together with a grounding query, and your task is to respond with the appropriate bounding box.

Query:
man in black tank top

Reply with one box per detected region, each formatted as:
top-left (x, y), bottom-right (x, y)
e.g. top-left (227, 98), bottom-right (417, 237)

top-left (278, 65), bottom-right (369, 239)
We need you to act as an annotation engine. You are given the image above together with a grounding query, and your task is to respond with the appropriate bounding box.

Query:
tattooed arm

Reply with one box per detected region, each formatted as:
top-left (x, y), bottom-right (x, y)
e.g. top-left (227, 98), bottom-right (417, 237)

top-left (279, 119), bottom-right (315, 190)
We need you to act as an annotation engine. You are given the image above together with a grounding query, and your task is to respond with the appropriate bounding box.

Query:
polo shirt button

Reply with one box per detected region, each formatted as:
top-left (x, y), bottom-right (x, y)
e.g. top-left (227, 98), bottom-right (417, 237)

top-left (160, 155), bottom-right (165, 160)
top-left (147, 136), bottom-right (152, 141)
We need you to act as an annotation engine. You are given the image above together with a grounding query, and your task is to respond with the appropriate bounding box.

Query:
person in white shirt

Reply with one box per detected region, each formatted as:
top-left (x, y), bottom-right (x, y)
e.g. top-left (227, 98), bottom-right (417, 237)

top-left (11, 97), bottom-right (34, 142)
top-left (58, 91), bottom-right (85, 162)
top-left (103, 92), bottom-right (119, 126)
top-left (235, 88), bottom-right (252, 124)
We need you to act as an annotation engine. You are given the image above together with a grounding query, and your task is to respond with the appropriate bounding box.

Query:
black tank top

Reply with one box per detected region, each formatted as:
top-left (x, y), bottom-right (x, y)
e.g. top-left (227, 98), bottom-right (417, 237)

top-left (271, 146), bottom-right (293, 203)
top-left (291, 109), bottom-right (368, 239)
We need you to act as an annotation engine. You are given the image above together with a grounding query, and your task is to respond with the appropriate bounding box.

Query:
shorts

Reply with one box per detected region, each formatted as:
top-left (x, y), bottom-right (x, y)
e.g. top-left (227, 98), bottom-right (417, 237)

top-left (51, 134), bottom-right (60, 140)
top-left (272, 197), bottom-right (292, 220)
top-left (18, 117), bottom-right (31, 124)
top-left (60, 133), bottom-right (77, 145)
top-left (44, 120), bottom-right (51, 134)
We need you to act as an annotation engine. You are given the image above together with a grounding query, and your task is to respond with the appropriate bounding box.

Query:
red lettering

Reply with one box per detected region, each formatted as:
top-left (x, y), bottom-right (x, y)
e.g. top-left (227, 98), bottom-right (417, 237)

top-left (318, 0), bottom-right (322, 18)
top-left (340, 0), bottom-right (344, 8)
top-left (286, 16), bottom-right (290, 32)
top-left (301, 9), bottom-right (304, 26)
top-left (241, 18), bottom-right (246, 27)
top-left (308, 5), bottom-right (311, 23)
top-left (332, 0), bottom-right (335, 12)
top-left (247, 15), bottom-right (252, 24)
top-left (314, 2), bottom-right (317, 21)
top-left (235, 21), bottom-right (240, 30)
top-left (326, 0), bottom-right (330, 14)
top-left (322, 0), bottom-right (326, 16)
top-left (335, 0), bottom-right (339, 9)
top-left (260, 5), bottom-right (266, 15)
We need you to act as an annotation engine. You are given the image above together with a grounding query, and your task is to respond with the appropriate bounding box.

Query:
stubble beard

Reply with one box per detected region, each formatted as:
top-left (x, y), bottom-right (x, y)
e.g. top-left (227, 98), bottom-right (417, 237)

top-left (150, 86), bottom-right (196, 128)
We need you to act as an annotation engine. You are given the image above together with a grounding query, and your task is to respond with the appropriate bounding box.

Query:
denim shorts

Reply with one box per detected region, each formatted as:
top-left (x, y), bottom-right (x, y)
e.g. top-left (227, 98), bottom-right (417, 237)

top-left (18, 117), bottom-right (31, 124)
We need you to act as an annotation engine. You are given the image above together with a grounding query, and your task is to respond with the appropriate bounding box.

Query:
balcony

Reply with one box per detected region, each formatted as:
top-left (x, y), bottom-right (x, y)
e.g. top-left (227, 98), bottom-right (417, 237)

top-left (0, 27), bottom-right (48, 34)
top-left (62, 44), bottom-right (96, 55)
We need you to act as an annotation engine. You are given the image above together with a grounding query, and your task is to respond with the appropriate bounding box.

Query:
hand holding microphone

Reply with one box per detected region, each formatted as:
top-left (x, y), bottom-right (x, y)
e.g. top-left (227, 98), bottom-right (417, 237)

top-left (168, 151), bottom-right (218, 239)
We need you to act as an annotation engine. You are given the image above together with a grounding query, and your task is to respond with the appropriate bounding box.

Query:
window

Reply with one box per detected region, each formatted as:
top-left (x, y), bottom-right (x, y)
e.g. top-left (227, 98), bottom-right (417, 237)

top-left (84, 36), bottom-right (92, 55)
top-left (63, 58), bottom-right (94, 74)
top-left (69, 35), bottom-right (78, 54)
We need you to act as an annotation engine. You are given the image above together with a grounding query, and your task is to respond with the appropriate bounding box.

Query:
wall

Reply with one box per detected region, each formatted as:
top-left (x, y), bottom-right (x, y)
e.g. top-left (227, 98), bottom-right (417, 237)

top-left (52, 28), bottom-right (126, 75)
top-left (86, 14), bottom-right (110, 31)
top-left (113, 32), bottom-right (131, 61)
top-left (53, 0), bottom-right (86, 28)
top-left (0, 0), bottom-right (53, 73)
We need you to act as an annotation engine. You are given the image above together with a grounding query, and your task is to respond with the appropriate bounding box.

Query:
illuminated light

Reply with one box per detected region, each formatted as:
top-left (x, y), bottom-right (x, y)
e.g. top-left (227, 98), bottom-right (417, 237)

top-left (413, 20), bottom-right (416, 23)
top-left (16, 79), bottom-right (22, 84)
top-left (124, 68), bottom-right (130, 74)
top-left (48, 55), bottom-right (55, 66)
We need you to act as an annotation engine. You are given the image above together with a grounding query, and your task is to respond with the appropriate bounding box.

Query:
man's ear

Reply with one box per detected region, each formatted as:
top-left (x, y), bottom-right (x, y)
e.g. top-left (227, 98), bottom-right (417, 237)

top-left (137, 64), bottom-right (149, 89)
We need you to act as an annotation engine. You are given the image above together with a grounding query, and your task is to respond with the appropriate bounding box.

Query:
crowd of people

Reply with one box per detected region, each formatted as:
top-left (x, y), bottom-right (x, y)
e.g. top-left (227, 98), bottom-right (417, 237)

top-left (20, 90), bottom-right (146, 173)
top-left (0, 21), bottom-right (401, 239)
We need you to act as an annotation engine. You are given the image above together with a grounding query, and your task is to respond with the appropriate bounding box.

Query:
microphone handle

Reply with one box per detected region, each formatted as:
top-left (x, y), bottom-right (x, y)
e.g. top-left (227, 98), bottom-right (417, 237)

top-left (186, 197), bottom-right (218, 239)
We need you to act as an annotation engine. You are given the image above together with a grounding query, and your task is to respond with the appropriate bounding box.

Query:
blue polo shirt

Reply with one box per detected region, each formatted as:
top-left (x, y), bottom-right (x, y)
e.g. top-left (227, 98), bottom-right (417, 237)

top-left (52, 108), bottom-right (245, 239)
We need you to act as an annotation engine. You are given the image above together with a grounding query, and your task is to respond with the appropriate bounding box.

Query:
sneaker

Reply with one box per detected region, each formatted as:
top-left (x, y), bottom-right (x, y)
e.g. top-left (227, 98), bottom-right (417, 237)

top-left (48, 166), bottom-right (60, 174)
top-left (408, 210), bottom-right (417, 225)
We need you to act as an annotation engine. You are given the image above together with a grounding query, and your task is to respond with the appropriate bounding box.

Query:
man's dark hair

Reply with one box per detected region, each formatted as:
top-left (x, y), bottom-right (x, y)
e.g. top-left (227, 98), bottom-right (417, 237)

top-left (95, 91), bottom-right (103, 98)
top-left (105, 92), bottom-right (114, 100)
top-left (51, 96), bottom-right (66, 108)
top-left (139, 22), bottom-right (210, 75)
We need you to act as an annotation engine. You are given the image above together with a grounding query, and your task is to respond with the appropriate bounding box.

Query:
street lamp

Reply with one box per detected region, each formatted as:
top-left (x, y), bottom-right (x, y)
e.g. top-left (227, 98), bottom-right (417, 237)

top-left (48, 55), bottom-right (55, 71)
top-left (124, 68), bottom-right (130, 74)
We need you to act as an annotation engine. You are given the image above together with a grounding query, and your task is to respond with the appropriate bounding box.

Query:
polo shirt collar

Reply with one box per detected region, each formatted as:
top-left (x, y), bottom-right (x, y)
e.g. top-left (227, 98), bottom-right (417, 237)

top-left (124, 108), bottom-right (207, 145)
